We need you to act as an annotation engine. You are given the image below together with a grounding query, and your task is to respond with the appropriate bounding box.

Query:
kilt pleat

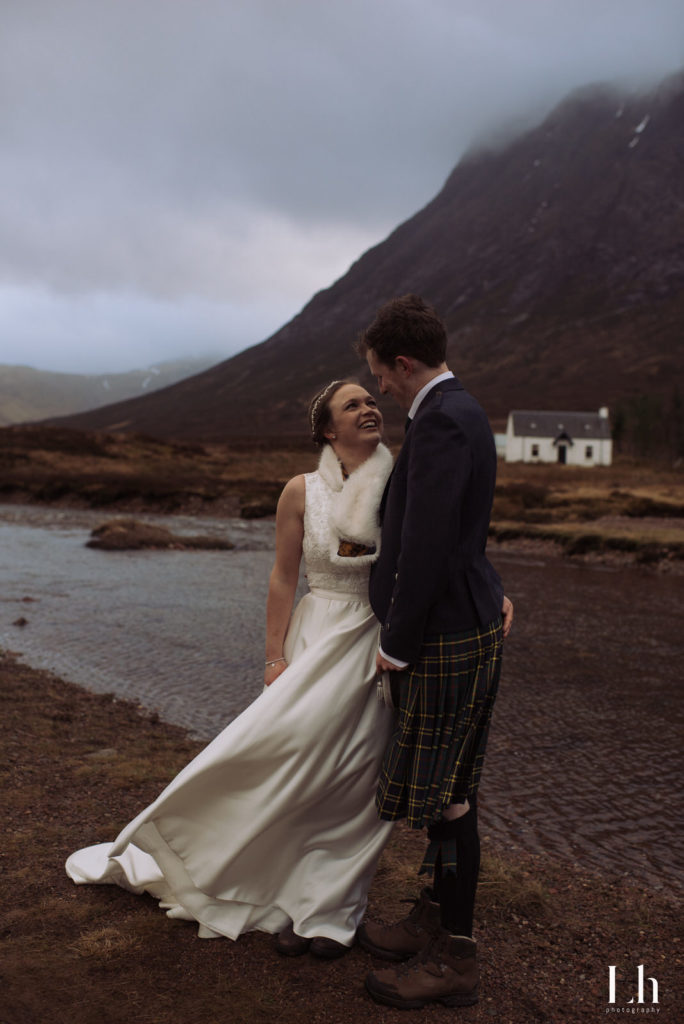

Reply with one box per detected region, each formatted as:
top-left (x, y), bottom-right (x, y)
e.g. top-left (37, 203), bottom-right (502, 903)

top-left (376, 619), bottom-right (502, 829)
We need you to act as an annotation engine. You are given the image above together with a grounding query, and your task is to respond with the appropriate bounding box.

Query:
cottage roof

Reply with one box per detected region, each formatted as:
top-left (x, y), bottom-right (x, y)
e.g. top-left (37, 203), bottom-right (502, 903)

top-left (509, 410), bottom-right (611, 440)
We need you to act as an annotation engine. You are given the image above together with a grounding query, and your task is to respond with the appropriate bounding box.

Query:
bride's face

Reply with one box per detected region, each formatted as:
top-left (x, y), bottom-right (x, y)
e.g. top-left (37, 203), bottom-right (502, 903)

top-left (324, 384), bottom-right (383, 450)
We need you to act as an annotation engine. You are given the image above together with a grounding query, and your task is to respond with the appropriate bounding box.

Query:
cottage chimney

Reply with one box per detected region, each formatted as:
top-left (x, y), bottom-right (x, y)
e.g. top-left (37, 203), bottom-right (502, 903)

top-left (599, 406), bottom-right (609, 419)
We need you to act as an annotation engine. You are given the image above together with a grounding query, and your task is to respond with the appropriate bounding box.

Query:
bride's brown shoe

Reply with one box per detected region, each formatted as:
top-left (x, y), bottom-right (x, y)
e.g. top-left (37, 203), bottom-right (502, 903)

top-left (357, 887), bottom-right (440, 961)
top-left (310, 936), bottom-right (350, 960)
top-left (274, 923), bottom-right (311, 957)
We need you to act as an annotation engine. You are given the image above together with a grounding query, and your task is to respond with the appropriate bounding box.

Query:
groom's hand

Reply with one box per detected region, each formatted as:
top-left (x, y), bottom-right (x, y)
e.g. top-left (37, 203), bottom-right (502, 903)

top-left (376, 651), bottom-right (403, 673)
top-left (502, 595), bottom-right (514, 638)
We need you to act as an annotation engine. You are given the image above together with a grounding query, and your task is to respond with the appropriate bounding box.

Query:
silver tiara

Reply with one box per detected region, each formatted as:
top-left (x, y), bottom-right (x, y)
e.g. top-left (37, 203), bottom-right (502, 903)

top-left (310, 380), bottom-right (345, 434)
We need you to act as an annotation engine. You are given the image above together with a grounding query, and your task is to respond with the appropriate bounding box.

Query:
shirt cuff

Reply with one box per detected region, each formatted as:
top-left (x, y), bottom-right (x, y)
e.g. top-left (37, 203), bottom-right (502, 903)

top-left (379, 644), bottom-right (409, 669)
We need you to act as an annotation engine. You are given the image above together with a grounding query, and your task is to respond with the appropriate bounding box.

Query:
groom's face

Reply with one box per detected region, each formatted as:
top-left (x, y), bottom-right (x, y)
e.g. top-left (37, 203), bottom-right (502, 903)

top-left (366, 349), bottom-right (413, 411)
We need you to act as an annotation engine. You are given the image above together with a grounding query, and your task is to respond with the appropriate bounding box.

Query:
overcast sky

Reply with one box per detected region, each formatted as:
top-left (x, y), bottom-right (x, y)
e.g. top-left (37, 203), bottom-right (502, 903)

top-left (1, 0), bottom-right (682, 374)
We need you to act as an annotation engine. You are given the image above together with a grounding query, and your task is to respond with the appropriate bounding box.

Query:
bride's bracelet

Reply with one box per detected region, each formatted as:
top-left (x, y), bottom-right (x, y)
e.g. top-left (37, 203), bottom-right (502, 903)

top-left (265, 657), bottom-right (287, 667)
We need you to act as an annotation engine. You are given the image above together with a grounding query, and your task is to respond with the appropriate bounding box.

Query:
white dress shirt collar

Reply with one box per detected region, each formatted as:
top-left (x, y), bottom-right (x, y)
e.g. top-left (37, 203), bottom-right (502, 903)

top-left (408, 370), bottom-right (455, 421)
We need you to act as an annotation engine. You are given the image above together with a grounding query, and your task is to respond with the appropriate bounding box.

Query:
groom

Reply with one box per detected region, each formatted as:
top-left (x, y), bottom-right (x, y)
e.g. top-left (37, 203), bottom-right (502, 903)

top-left (356, 294), bottom-right (511, 1010)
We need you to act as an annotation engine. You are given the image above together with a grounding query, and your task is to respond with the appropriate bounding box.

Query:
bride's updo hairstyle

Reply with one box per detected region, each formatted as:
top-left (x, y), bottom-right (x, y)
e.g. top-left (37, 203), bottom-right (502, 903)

top-left (309, 379), bottom-right (356, 447)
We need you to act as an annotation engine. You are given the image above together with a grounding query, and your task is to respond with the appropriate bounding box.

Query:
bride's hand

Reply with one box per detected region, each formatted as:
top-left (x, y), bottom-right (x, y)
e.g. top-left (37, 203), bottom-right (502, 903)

top-left (264, 659), bottom-right (288, 687)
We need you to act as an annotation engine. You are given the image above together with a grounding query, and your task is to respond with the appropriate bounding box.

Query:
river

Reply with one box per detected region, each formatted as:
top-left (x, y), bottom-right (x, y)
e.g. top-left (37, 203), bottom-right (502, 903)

top-left (1, 504), bottom-right (682, 895)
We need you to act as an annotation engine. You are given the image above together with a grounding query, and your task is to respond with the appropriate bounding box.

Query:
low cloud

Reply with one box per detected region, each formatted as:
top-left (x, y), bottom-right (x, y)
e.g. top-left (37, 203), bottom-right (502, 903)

top-left (1, 0), bottom-right (682, 371)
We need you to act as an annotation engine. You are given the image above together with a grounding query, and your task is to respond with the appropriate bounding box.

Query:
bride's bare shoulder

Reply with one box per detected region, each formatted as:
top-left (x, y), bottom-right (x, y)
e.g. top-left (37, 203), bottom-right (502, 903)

top-left (277, 474), bottom-right (306, 516)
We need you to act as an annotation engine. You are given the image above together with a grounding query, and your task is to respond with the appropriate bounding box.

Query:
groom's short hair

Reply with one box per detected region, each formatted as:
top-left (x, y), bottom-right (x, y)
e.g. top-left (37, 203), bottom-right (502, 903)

top-left (357, 294), bottom-right (447, 368)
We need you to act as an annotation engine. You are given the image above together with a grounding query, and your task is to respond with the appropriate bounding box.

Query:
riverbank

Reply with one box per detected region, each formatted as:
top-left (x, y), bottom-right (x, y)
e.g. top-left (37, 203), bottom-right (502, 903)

top-left (2, 651), bottom-right (680, 1024)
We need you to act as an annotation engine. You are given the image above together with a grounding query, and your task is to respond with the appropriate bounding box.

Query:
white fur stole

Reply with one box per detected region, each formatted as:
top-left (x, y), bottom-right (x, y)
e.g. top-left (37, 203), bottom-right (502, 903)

top-left (316, 442), bottom-right (393, 566)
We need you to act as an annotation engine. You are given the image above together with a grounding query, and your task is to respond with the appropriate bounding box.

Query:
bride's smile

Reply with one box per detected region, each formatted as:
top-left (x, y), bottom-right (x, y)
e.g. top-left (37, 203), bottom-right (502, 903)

top-left (323, 383), bottom-right (384, 458)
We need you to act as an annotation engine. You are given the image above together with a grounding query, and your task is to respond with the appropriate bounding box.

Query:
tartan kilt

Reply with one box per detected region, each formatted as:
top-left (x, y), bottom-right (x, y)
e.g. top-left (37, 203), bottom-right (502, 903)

top-left (376, 618), bottom-right (502, 828)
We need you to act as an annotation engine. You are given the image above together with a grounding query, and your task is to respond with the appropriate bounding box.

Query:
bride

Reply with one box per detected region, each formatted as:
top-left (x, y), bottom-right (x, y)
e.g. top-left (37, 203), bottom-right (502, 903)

top-left (66, 380), bottom-right (396, 959)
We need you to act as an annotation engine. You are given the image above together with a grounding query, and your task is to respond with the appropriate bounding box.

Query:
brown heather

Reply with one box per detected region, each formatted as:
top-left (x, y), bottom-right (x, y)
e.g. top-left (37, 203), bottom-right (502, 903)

top-left (1, 427), bottom-right (682, 566)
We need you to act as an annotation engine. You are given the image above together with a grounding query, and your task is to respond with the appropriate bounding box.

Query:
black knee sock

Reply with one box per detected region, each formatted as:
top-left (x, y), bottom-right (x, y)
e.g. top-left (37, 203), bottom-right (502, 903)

top-left (430, 800), bottom-right (480, 937)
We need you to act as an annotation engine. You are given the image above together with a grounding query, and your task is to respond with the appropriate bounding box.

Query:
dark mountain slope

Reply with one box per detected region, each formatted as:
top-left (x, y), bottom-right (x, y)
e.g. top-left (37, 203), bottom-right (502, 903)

top-left (50, 71), bottom-right (684, 440)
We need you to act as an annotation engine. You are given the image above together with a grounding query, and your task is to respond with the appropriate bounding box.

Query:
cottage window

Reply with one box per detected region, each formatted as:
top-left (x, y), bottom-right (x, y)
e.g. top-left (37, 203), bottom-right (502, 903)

top-left (585, 445), bottom-right (593, 459)
top-left (531, 444), bottom-right (540, 458)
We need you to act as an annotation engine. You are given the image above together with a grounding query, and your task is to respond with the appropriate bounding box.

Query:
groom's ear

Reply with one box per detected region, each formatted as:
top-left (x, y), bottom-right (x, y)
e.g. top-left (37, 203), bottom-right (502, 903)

top-left (394, 356), bottom-right (414, 377)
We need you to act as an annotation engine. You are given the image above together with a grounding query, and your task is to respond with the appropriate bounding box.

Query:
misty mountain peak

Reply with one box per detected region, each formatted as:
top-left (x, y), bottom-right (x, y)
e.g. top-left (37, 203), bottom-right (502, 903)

top-left (44, 69), bottom-right (684, 440)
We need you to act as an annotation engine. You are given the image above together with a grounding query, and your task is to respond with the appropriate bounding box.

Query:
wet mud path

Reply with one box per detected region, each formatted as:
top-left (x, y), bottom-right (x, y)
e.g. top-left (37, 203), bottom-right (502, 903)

top-left (484, 548), bottom-right (683, 893)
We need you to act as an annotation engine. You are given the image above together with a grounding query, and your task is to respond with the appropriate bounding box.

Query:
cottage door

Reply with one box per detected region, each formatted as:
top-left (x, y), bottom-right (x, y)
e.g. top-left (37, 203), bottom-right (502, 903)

top-left (557, 445), bottom-right (567, 464)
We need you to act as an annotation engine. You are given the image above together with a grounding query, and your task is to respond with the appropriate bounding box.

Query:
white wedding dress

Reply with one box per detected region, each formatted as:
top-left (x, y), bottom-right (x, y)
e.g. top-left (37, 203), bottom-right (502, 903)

top-left (66, 459), bottom-right (395, 946)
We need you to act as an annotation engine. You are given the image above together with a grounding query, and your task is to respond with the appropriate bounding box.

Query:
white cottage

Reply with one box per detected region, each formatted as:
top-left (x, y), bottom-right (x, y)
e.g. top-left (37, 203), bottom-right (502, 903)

top-left (505, 408), bottom-right (612, 465)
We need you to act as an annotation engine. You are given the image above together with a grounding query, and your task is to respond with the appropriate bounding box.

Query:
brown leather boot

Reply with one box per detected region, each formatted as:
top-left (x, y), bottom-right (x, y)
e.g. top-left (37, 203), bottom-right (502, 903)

top-left (365, 930), bottom-right (479, 1009)
top-left (356, 888), bottom-right (441, 961)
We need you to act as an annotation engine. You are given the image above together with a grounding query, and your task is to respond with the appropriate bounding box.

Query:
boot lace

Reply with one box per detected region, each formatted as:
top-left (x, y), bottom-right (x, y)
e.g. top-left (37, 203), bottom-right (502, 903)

top-left (392, 931), bottom-right (449, 978)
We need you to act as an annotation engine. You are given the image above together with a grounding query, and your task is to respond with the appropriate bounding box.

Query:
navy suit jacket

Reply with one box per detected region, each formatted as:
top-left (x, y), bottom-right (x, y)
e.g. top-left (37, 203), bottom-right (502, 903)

top-left (369, 377), bottom-right (503, 664)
